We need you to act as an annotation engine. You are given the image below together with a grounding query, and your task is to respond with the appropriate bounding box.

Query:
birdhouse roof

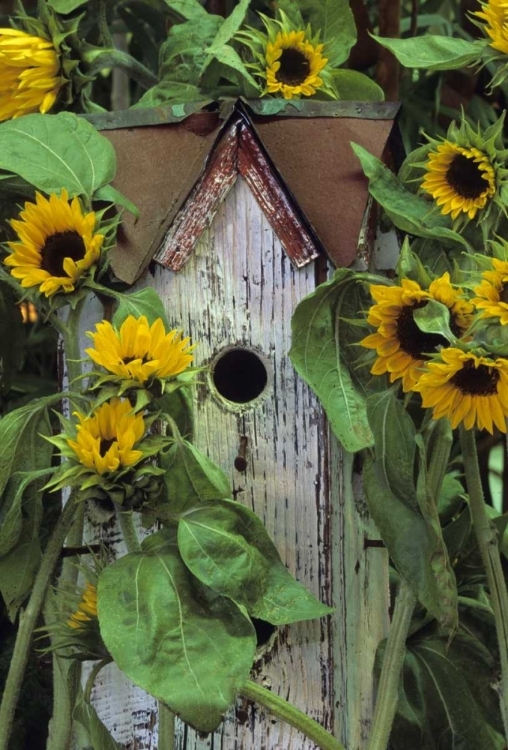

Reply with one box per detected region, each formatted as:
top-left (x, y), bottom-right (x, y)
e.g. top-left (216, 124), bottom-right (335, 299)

top-left (87, 99), bottom-right (400, 285)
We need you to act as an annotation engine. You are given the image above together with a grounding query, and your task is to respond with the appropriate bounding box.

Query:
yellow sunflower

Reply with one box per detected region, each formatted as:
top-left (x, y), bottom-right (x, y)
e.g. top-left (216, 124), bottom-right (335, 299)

top-left (360, 274), bottom-right (474, 392)
top-left (472, 258), bottom-right (508, 324)
top-left (0, 28), bottom-right (64, 121)
top-left (67, 582), bottom-right (98, 630)
top-left (474, 0), bottom-right (508, 55)
top-left (412, 348), bottom-right (508, 434)
top-left (85, 315), bottom-right (195, 384)
top-left (4, 189), bottom-right (104, 297)
top-left (421, 141), bottom-right (496, 220)
top-left (265, 30), bottom-right (327, 99)
top-left (67, 399), bottom-right (145, 476)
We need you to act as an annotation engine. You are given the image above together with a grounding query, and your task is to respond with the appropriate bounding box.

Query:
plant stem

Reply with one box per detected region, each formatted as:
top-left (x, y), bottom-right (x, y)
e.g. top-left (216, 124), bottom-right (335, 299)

top-left (158, 702), bottom-right (175, 750)
top-left (460, 425), bottom-right (508, 738)
top-left (0, 499), bottom-right (77, 750)
top-left (87, 49), bottom-right (158, 90)
top-left (366, 580), bottom-right (415, 750)
top-left (61, 299), bottom-right (86, 390)
top-left (116, 509), bottom-right (142, 553)
top-left (239, 681), bottom-right (345, 750)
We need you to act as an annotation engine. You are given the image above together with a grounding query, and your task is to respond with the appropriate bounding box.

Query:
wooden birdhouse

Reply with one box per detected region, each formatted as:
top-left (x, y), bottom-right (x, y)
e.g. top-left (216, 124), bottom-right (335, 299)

top-left (82, 99), bottom-right (400, 750)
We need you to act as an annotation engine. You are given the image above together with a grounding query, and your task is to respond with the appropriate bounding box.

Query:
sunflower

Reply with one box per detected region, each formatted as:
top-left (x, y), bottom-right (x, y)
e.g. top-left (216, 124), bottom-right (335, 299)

top-left (67, 582), bottom-right (98, 630)
top-left (265, 29), bottom-right (327, 99)
top-left (474, 0), bottom-right (508, 55)
top-left (67, 399), bottom-right (145, 476)
top-left (85, 315), bottom-right (195, 385)
top-left (0, 28), bottom-right (64, 121)
top-left (360, 274), bottom-right (474, 392)
top-left (4, 190), bottom-right (104, 297)
top-left (421, 141), bottom-right (496, 221)
top-left (472, 258), bottom-right (508, 324)
top-left (412, 348), bottom-right (508, 434)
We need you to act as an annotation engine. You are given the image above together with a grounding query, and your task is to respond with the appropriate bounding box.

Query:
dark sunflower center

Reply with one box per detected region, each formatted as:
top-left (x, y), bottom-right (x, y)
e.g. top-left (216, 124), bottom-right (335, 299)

top-left (40, 231), bottom-right (86, 276)
top-left (99, 438), bottom-right (115, 456)
top-left (450, 360), bottom-right (500, 396)
top-left (446, 154), bottom-right (487, 199)
top-left (276, 47), bottom-right (310, 85)
top-left (123, 355), bottom-right (151, 365)
top-left (500, 284), bottom-right (508, 304)
top-left (397, 301), bottom-right (450, 359)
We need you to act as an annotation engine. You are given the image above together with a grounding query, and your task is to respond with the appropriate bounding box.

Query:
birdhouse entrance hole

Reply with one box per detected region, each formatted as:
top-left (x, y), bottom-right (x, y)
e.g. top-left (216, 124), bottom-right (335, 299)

top-left (212, 347), bottom-right (269, 405)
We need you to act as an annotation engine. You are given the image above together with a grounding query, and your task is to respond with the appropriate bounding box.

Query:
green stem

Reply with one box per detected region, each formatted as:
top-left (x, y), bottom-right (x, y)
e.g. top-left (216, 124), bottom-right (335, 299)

top-left (87, 49), bottom-right (158, 90)
top-left (239, 681), bottom-right (345, 750)
top-left (425, 418), bottom-right (453, 501)
top-left (158, 703), bottom-right (175, 750)
top-left (366, 580), bottom-right (416, 750)
top-left (116, 509), bottom-right (142, 553)
top-left (98, 0), bottom-right (114, 47)
top-left (61, 299), bottom-right (86, 389)
top-left (460, 425), bottom-right (508, 738)
top-left (84, 659), bottom-right (110, 704)
top-left (44, 593), bottom-right (76, 750)
top-left (0, 499), bottom-right (77, 750)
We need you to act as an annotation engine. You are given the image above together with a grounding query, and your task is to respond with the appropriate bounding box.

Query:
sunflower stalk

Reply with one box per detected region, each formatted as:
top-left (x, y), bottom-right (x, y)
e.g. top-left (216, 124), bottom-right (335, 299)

top-left (0, 498), bottom-right (78, 750)
top-left (238, 680), bottom-right (345, 750)
top-left (460, 424), bottom-right (508, 739)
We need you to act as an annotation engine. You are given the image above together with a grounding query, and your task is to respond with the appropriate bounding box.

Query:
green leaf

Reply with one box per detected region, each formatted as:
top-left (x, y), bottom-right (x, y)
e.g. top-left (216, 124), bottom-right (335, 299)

top-left (0, 393), bottom-right (61, 499)
top-left (157, 388), bottom-right (194, 441)
top-left (289, 270), bottom-right (373, 451)
top-left (206, 0), bottom-right (250, 51)
top-left (0, 113), bottom-right (116, 199)
top-left (0, 283), bottom-right (25, 396)
top-left (159, 439), bottom-right (231, 516)
top-left (372, 34), bottom-right (481, 71)
top-left (413, 299), bottom-right (456, 343)
top-left (97, 530), bottom-right (256, 732)
top-left (112, 287), bottom-right (170, 328)
top-left (0, 468), bottom-right (55, 556)
top-left (366, 390), bottom-right (417, 509)
top-left (363, 455), bottom-right (453, 627)
top-left (93, 184), bottom-right (139, 219)
top-left (332, 69), bottom-right (384, 101)
top-left (47, 0), bottom-right (87, 11)
top-left (300, 0), bottom-right (357, 67)
top-left (387, 633), bottom-right (505, 749)
top-left (351, 143), bottom-right (472, 250)
top-left (203, 45), bottom-right (259, 89)
top-left (73, 697), bottom-right (121, 750)
top-left (163, 0), bottom-right (210, 20)
top-left (178, 499), bottom-right (332, 624)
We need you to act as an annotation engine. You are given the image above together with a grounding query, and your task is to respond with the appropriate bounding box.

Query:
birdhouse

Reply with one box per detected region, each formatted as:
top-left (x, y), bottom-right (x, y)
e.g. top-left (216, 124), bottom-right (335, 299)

top-left (81, 98), bottom-right (400, 750)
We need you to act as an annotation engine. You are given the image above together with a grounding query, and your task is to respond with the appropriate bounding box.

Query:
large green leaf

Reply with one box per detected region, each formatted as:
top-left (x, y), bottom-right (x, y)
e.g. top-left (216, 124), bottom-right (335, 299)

top-left (351, 143), bottom-right (472, 250)
top-left (47, 0), bottom-right (87, 10)
top-left (372, 34), bottom-right (482, 71)
top-left (300, 0), bottom-right (357, 67)
top-left (112, 287), bottom-right (170, 328)
top-left (159, 438), bottom-right (231, 517)
top-left (0, 468), bottom-right (55, 556)
top-left (366, 390), bottom-right (417, 509)
top-left (332, 70), bottom-right (384, 102)
top-left (178, 500), bottom-right (332, 624)
top-left (289, 270), bottom-right (373, 452)
top-left (0, 113), bottom-right (116, 198)
top-left (163, 0), bottom-right (210, 20)
top-left (97, 530), bottom-right (256, 732)
top-left (385, 633), bottom-right (505, 749)
top-left (363, 455), bottom-right (454, 627)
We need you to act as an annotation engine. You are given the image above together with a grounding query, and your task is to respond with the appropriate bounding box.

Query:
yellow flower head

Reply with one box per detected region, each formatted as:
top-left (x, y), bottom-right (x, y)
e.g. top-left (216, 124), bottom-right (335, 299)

top-left (85, 315), bottom-right (195, 384)
top-left (472, 258), bottom-right (508, 324)
top-left (360, 274), bottom-right (475, 392)
top-left (421, 141), bottom-right (496, 221)
top-left (0, 28), bottom-right (64, 121)
top-left (412, 348), bottom-right (508, 434)
top-left (4, 190), bottom-right (104, 297)
top-left (265, 29), bottom-right (328, 99)
top-left (474, 0), bottom-right (508, 55)
top-left (67, 398), bottom-right (145, 476)
top-left (67, 582), bottom-right (98, 630)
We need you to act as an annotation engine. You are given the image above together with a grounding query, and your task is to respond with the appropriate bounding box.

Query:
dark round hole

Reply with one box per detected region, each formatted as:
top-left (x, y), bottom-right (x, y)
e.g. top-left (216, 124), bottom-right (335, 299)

top-left (213, 349), bottom-right (268, 404)
top-left (251, 617), bottom-right (277, 647)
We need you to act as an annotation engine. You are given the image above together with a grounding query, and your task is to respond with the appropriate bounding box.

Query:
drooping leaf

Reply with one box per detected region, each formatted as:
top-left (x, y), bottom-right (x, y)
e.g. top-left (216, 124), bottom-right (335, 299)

top-left (351, 143), bottom-right (472, 250)
top-left (0, 113), bottom-right (116, 198)
top-left (372, 34), bottom-right (482, 71)
top-left (413, 299), bottom-right (456, 343)
top-left (363, 455), bottom-right (453, 627)
top-left (366, 390), bottom-right (417, 509)
top-left (73, 697), bottom-right (121, 750)
top-left (383, 632), bottom-right (505, 749)
top-left (112, 287), bottom-right (170, 328)
top-left (93, 184), bottom-right (140, 219)
top-left (159, 439), bottom-right (231, 517)
top-left (97, 529), bottom-right (256, 732)
top-left (178, 499), bottom-right (332, 624)
top-left (289, 270), bottom-right (373, 451)
top-left (0, 468), bottom-right (55, 556)
top-left (300, 0), bottom-right (357, 67)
